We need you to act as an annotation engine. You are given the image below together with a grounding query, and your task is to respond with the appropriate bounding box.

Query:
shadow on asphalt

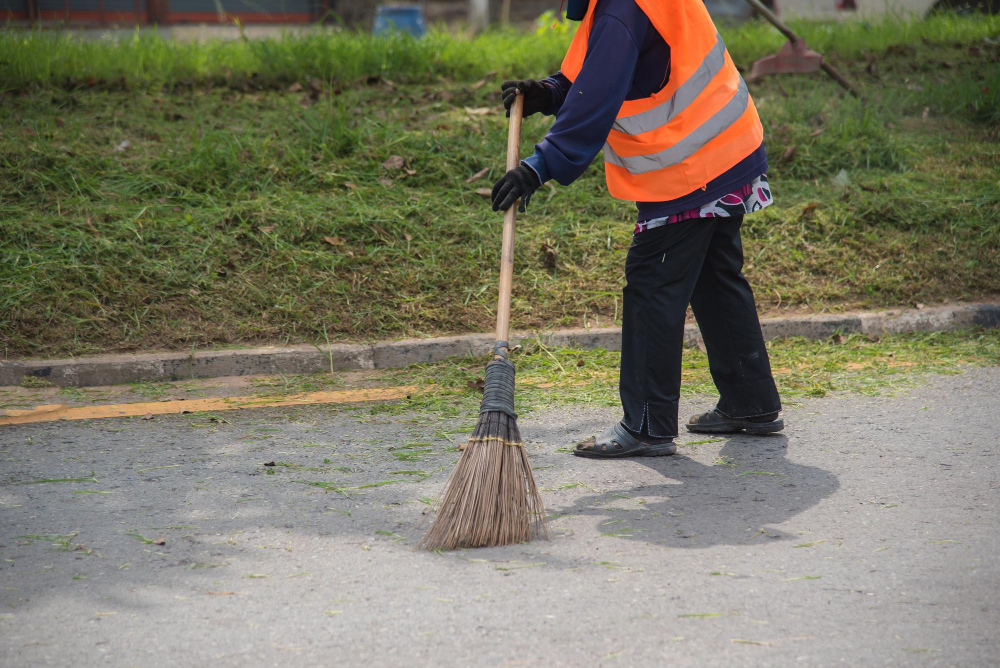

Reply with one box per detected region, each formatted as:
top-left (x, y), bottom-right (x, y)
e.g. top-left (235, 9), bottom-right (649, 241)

top-left (549, 433), bottom-right (841, 549)
top-left (1, 407), bottom-right (841, 620)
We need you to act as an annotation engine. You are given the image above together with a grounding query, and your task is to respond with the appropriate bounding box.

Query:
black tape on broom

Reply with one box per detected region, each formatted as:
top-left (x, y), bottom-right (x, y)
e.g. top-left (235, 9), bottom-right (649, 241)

top-left (480, 343), bottom-right (516, 419)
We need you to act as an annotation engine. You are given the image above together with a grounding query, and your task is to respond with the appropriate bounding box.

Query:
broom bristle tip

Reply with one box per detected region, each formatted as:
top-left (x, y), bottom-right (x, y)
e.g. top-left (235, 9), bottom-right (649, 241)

top-left (418, 411), bottom-right (547, 551)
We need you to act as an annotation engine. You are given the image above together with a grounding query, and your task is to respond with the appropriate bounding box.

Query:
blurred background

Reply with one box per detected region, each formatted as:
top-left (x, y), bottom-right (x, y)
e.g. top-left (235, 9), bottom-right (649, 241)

top-left (3, 0), bottom-right (996, 35)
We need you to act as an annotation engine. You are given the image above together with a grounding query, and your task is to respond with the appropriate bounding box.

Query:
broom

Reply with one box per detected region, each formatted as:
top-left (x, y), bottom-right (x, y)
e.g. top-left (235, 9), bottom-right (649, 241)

top-left (418, 93), bottom-right (547, 550)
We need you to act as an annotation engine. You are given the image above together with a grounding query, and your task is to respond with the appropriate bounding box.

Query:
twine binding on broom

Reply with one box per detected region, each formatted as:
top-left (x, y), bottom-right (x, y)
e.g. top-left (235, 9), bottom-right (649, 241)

top-left (465, 437), bottom-right (524, 447)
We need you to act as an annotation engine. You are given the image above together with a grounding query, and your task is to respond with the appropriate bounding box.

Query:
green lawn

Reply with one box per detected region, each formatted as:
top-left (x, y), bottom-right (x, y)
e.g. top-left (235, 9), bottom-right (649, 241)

top-left (1, 16), bottom-right (999, 359)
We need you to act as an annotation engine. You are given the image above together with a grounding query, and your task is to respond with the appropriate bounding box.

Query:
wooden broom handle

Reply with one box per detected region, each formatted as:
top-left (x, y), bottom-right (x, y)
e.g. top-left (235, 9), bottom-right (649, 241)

top-left (495, 93), bottom-right (523, 354)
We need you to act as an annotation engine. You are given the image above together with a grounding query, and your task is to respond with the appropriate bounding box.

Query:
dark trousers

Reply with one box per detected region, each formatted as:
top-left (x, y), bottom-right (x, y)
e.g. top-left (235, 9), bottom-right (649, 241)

top-left (619, 215), bottom-right (781, 438)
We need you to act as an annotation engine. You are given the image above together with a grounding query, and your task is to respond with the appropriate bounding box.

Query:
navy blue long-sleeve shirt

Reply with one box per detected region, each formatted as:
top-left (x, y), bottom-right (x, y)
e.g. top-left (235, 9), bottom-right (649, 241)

top-left (522, 0), bottom-right (768, 223)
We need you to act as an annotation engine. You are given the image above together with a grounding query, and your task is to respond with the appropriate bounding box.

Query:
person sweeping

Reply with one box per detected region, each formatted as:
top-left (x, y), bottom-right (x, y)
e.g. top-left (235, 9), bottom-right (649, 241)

top-left (491, 0), bottom-right (784, 458)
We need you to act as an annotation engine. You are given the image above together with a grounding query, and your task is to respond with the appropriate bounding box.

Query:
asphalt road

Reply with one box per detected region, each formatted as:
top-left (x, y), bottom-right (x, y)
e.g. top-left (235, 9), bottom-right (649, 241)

top-left (1, 368), bottom-right (998, 667)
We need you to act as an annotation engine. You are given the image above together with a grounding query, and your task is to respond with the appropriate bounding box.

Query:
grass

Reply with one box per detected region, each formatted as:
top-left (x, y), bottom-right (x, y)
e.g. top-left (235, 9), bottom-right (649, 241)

top-left (294, 478), bottom-right (403, 496)
top-left (0, 23), bottom-right (573, 92)
top-left (1, 14), bottom-right (995, 91)
top-left (678, 612), bottom-right (730, 618)
top-left (125, 530), bottom-right (164, 544)
top-left (8, 328), bottom-right (986, 416)
top-left (19, 472), bottom-right (98, 484)
top-left (1, 16), bottom-right (999, 358)
top-left (252, 329), bottom-right (1000, 419)
top-left (15, 533), bottom-right (79, 551)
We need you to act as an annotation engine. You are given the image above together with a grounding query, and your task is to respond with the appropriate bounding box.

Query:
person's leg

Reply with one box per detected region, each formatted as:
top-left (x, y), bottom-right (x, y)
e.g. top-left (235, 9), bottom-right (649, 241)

top-left (688, 215), bottom-right (782, 428)
top-left (618, 219), bottom-right (718, 440)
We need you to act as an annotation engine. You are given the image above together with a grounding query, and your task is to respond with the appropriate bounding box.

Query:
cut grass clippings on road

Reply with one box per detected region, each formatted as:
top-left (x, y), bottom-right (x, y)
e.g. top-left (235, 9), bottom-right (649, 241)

top-left (1, 16), bottom-right (999, 359)
top-left (359, 329), bottom-right (1000, 417)
top-left (678, 612), bottom-right (732, 619)
top-left (3, 329), bottom-right (994, 424)
top-left (494, 562), bottom-right (546, 571)
top-left (793, 540), bottom-right (828, 548)
top-left (19, 472), bottom-right (98, 484)
top-left (294, 479), bottom-right (403, 497)
top-left (125, 531), bottom-right (165, 545)
top-left (680, 438), bottom-right (727, 446)
top-left (15, 533), bottom-right (79, 550)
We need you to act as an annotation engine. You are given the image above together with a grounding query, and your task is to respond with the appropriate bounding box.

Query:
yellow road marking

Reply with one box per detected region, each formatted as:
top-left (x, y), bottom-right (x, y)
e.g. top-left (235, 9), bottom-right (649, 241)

top-left (0, 387), bottom-right (417, 427)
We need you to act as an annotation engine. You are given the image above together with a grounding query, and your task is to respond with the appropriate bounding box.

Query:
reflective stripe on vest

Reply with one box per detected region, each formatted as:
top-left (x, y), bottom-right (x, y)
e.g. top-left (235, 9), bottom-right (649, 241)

top-left (604, 78), bottom-right (749, 175)
top-left (612, 33), bottom-right (727, 137)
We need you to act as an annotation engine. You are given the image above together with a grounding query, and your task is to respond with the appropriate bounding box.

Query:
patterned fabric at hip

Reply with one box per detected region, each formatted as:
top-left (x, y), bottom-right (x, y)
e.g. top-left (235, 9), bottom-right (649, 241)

top-left (634, 175), bottom-right (772, 234)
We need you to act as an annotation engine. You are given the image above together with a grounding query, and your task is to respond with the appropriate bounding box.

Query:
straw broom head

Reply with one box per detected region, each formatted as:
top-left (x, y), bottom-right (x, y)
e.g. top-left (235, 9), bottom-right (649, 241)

top-left (419, 356), bottom-right (547, 550)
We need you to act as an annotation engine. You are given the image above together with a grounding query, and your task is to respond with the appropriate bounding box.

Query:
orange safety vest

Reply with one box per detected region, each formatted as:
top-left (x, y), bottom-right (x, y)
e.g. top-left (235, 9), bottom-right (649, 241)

top-left (561, 0), bottom-right (763, 202)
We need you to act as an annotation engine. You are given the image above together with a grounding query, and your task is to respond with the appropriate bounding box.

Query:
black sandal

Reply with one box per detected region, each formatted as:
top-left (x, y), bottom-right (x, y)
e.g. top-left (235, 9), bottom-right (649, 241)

top-left (686, 409), bottom-right (784, 435)
top-left (574, 422), bottom-right (677, 459)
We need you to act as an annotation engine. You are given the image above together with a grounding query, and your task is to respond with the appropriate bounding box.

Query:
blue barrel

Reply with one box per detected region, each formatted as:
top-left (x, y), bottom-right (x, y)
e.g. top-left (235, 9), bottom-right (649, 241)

top-left (374, 4), bottom-right (426, 38)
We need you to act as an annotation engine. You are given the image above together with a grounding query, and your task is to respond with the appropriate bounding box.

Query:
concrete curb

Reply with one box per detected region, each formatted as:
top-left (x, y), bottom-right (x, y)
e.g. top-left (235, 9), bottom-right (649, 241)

top-left (2, 303), bottom-right (998, 388)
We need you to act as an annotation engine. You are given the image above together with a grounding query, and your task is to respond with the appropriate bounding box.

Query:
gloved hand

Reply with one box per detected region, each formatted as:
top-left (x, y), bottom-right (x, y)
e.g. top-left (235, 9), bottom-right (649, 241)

top-left (491, 164), bottom-right (541, 213)
top-left (501, 79), bottom-right (551, 117)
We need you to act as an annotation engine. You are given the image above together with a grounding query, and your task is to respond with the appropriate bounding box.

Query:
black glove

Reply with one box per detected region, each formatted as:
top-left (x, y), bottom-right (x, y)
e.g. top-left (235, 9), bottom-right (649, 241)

top-left (491, 164), bottom-right (541, 213)
top-left (501, 79), bottom-right (551, 117)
